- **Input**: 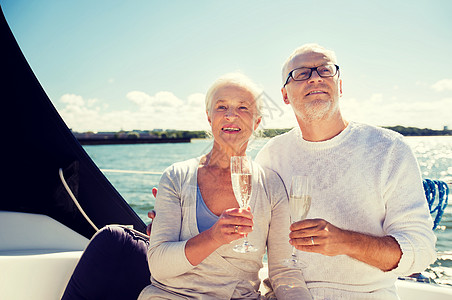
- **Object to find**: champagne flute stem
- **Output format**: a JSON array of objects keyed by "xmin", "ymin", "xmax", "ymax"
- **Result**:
[{"xmin": 291, "ymin": 245, "xmax": 298, "ymax": 263}]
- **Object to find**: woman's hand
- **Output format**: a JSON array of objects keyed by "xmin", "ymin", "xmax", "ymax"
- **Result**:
[
  {"xmin": 207, "ymin": 207, "xmax": 254, "ymax": 246},
  {"xmin": 185, "ymin": 207, "xmax": 254, "ymax": 266},
  {"xmin": 149, "ymin": 186, "xmax": 255, "ymax": 266}
]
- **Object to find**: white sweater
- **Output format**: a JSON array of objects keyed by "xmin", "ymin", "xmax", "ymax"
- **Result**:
[
  {"xmin": 139, "ymin": 157, "xmax": 311, "ymax": 299},
  {"xmin": 255, "ymin": 122, "xmax": 437, "ymax": 299}
]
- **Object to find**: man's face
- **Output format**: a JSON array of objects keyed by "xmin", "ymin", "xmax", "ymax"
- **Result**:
[{"xmin": 281, "ymin": 50, "xmax": 342, "ymax": 122}]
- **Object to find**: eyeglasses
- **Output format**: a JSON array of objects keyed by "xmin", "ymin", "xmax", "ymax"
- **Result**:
[{"xmin": 283, "ymin": 64, "xmax": 340, "ymax": 87}]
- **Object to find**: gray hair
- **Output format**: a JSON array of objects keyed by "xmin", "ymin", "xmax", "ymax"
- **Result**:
[
  {"xmin": 205, "ymin": 72, "xmax": 263, "ymax": 117},
  {"xmin": 281, "ymin": 43, "xmax": 338, "ymax": 84}
]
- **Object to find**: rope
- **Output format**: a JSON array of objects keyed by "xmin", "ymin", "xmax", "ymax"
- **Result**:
[
  {"xmin": 59, "ymin": 168, "xmax": 99, "ymax": 232},
  {"xmin": 423, "ymin": 179, "xmax": 449, "ymax": 230},
  {"xmin": 59, "ymin": 168, "xmax": 149, "ymax": 237}
]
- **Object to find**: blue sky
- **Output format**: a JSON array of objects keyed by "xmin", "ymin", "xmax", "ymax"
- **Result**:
[{"xmin": 2, "ymin": 0, "xmax": 452, "ymax": 131}]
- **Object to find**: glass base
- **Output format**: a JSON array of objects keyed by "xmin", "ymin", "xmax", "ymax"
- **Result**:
[
  {"xmin": 282, "ymin": 255, "xmax": 306, "ymax": 268},
  {"xmin": 233, "ymin": 241, "xmax": 258, "ymax": 253}
]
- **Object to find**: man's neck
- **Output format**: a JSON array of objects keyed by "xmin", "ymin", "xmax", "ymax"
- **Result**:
[{"xmin": 297, "ymin": 113, "xmax": 348, "ymax": 142}]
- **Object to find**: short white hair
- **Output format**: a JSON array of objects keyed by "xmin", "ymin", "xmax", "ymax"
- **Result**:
[
  {"xmin": 281, "ymin": 43, "xmax": 338, "ymax": 84},
  {"xmin": 205, "ymin": 72, "xmax": 263, "ymax": 117}
]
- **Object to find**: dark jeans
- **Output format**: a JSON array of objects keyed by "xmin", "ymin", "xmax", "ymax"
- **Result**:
[{"xmin": 62, "ymin": 225, "xmax": 151, "ymax": 300}]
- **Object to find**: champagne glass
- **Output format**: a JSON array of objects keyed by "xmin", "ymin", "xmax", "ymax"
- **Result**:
[
  {"xmin": 231, "ymin": 156, "xmax": 257, "ymax": 253},
  {"xmin": 283, "ymin": 175, "xmax": 312, "ymax": 267}
]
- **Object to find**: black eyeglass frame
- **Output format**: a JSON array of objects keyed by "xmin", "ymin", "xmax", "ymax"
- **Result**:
[{"xmin": 283, "ymin": 64, "xmax": 340, "ymax": 87}]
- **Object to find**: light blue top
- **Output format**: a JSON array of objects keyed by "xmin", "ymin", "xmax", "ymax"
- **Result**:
[{"xmin": 196, "ymin": 184, "xmax": 218, "ymax": 233}]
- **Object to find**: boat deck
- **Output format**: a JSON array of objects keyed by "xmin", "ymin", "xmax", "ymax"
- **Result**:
[{"xmin": 1, "ymin": 211, "xmax": 452, "ymax": 300}]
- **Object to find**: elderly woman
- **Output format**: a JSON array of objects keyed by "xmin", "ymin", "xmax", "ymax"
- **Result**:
[{"xmin": 138, "ymin": 73, "xmax": 311, "ymax": 299}]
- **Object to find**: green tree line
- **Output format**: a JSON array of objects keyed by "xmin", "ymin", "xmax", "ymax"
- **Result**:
[
  {"xmin": 78, "ymin": 126, "xmax": 451, "ymax": 140},
  {"xmin": 383, "ymin": 126, "xmax": 451, "ymax": 136},
  {"xmin": 157, "ymin": 126, "xmax": 451, "ymax": 138}
]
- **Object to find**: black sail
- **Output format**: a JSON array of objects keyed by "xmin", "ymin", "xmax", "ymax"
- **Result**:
[{"xmin": 0, "ymin": 5, "xmax": 147, "ymax": 238}]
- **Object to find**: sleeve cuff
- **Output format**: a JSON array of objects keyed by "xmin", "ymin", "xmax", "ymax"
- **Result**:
[
  {"xmin": 388, "ymin": 233, "xmax": 415, "ymax": 275},
  {"xmin": 149, "ymin": 239, "xmax": 194, "ymax": 280}
]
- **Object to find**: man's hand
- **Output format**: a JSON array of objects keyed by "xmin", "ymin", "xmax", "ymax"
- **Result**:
[
  {"xmin": 290, "ymin": 218, "xmax": 402, "ymax": 271},
  {"xmin": 146, "ymin": 187, "xmax": 158, "ymax": 236},
  {"xmin": 289, "ymin": 218, "xmax": 350, "ymax": 256}
]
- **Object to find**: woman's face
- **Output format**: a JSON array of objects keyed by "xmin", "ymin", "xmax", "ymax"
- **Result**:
[{"xmin": 207, "ymin": 84, "xmax": 261, "ymax": 153}]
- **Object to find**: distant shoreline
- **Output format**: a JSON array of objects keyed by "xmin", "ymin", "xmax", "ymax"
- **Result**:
[
  {"xmin": 74, "ymin": 125, "xmax": 451, "ymax": 145},
  {"xmin": 77, "ymin": 137, "xmax": 191, "ymax": 145}
]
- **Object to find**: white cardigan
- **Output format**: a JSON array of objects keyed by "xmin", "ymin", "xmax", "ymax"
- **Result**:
[{"xmin": 139, "ymin": 157, "xmax": 311, "ymax": 299}]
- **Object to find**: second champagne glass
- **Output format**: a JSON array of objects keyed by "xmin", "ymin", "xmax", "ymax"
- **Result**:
[
  {"xmin": 283, "ymin": 175, "xmax": 312, "ymax": 267},
  {"xmin": 231, "ymin": 156, "xmax": 257, "ymax": 253}
]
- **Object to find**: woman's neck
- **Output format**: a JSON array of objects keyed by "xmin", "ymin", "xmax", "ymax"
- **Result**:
[{"xmin": 203, "ymin": 141, "xmax": 247, "ymax": 169}]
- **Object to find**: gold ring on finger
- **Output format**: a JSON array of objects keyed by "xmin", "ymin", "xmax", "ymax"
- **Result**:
[{"xmin": 234, "ymin": 225, "xmax": 239, "ymax": 233}]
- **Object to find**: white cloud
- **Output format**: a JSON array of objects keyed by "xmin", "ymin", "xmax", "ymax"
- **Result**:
[
  {"xmin": 432, "ymin": 79, "xmax": 452, "ymax": 92},
  {"xmin": 154, "ymin": 91, "xmax": 184, "ymax": 107},
  {"xmin": 126, "ymin": 91, "xmax": 152, "ymax": 106},
  {"xmin": 369, "ymin": 93, "xmax": 383, "ymax": 103},
  {"xmin": 58, "ymin": 91, "xmax": 210, "ymax": 132},
  {"xmin": 126, "ymin": 91, "xmax": 184, "ymax": 108},
  {"xmin": 58, "ymin": 89, "xmax": 452, "ymax": 132},
  {"xmin": 188, "ymin": 93, "xmax": 206, "ymax": 107},
  {"xmin": 61, "ymin": 94, "xmax": 85, "ymax": 106},
  {"xmin": 341, "ymin": 94, "xmax": 452, "ymax": 129}
]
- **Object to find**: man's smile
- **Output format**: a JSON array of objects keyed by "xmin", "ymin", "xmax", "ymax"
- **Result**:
[
  {"xmin": 222, "ymin": 126, "xmax": 241, "ymax": 133},
  {"xmin": 306, "ymin": 90, "xmax": 328, "ymax": 96}
]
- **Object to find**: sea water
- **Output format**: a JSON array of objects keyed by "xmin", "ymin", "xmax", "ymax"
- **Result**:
[{"xmin": 83, "ymin": 136, "xmax": 452, "ymax": 286}]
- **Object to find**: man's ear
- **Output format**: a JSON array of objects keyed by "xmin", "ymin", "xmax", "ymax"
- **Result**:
[
  {"xmin": 281, "ymin": 87, "xmax": 290, "ymax": 104},
  {"xmin": 339, "ymin": 79, "xmax": 343, "ymax": 97}
]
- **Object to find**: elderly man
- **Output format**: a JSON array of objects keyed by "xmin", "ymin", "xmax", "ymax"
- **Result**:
[{"xmin": 255, "ymin": 43, "xmax": 436, "ymax": 299}]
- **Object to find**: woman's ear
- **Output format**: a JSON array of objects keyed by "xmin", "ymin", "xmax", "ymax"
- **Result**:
[
  {"xmin": 254, "ymin": 116, "xmax": 262, "ymax": 131},
  {"xmin": 206, "ymin": 110, "xmax": 211, "ymax": 125}
]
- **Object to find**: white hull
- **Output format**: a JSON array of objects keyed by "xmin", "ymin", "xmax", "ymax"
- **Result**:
[{"xmin": 0, "ymin": 211, "xmax": 88, "ymax": 300}]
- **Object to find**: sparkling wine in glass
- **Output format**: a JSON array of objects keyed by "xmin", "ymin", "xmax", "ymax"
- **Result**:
[
  {"xmin": 283, "ymin": 175, "xmax": 312, "ymax": 267},
  {"xmin": 231, "ymin": 156, "xmax": 257, "ymax": 253}
]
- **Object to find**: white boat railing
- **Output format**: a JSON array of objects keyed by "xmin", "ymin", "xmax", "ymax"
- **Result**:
[{"xmin": 100, "ymin": 169, "xmax": 163, "ymax": 175}]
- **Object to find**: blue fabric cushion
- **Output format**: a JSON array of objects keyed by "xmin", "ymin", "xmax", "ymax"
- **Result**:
[{"xmin": 62, "ymin": 225, "xmax": 150, "ymax": 300}]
